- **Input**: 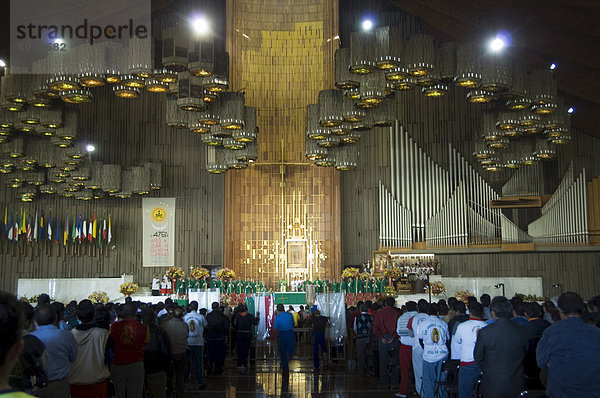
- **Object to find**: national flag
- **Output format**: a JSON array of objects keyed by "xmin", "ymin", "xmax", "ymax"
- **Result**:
[
  {"xmin": 76, "ymin": 215, "xmax": 82, "ymax": 243},
  {"xmin": 82, "ymin": 215, "xmax": 87, "ymax": 240},
  {"xmin": 26, "ymin": 214, "xmax": 32, "ymax": 243},
  {"xmin": 98, "ymin": 216, "xmax": 102, "ymax": 249},
  {"xmin": 20, "ymin": 208, "xmax": 26, "ymax": 235},
  {"xmin": 88, "ymin": 216, "xmax": 93, "ymax": 242},
  {"xmin": 72, "ymin": 214, "xmax": 77, "ymax": 243},
  {"xmin": 54, "ymin": 213, "xmax": 59, "ymax": 244},
  {"xmin": 107, "ymin": 214, "xmax": 112, "ymax": 244},
  {"xmin": 3, "ymin": 207, "xmax": 6, "ymax": 236},
  {"xmin": 92, "ymin": 212, "xmax": 97, "ymax": 240},
  {"xmin": 255, "ymin": 293, "xmax": 275, "ymax": 340},
  {"xmin": 47, "ymin": 211, "xmax": 52, "ymax": 241},
  {"xmin": 14, "ymin": 218, "xmax": 18, "ymax": 242},
  {"xmin": 7, "ymin": 212, "xmax": 13, "ymax": 241},
  {"xmin": 39, "ymin": 209, "xmax": 44, "ymax": 241},
  {"xmin": 33, "ymin": 211, "xmax": 38, "ymax": 241},
  {"xmin": 63, "ymin": 213, "xmax": 69, "ymax": 246},
  {"xmin": 102, "ymin": 217, "xmax": 107, "ymax": 241}
]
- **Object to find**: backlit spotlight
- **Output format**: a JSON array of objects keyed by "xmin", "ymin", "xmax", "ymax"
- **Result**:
[
  {"xmin": 192, "ymin": 17, "xmax": 210, "ymax": 35},
  {"xmin": 567, "ymin": 107, "xmax": 574, "ymax": 114},
  {"xmin": 86, "ymin": 144, "xmax": 95, "ymax": 152},
  {"xmin": 489, "ymin": 37, "xmax": 505, "ymax": 52},
  {"xmin": 549, "ymin": 63, "xmax": 557, "ymax": 70},
  {"xmin": 0, "ymin": 59, "xmax": 5, "ymax": 67},
  {"xmin": 54, "ymin": 37, "xmax": 65, "ymax": 45},
  {"xmin": 362, "ymin": 19, "xmax": 373, "ymax": 31}
]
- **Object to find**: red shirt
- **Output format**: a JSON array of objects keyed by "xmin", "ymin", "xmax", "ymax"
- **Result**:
[
  {"xmin": 110, "ymin": 318, "xmax": 150, "ymax": 365},
  {"xmin": 372, "ymin": 306, "xmax": 400, "ymax": 339}
]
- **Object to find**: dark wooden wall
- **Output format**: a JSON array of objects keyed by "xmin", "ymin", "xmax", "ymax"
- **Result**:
[{"xmin": 0, "ymin": 86, "xmax": 225, "ymax": 294}]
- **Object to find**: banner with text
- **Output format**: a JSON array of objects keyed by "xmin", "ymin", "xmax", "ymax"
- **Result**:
[{"xmin": 142, "ymin": 198, "xmax": 175, "ymax": 267}]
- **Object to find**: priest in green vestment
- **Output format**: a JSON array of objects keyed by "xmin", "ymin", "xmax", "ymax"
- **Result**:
[{"xmin": 340, "ymin": 280, "xmax": 348, "ymax": 293}]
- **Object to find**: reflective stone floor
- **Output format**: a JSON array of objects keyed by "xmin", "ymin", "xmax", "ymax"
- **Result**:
[{"xmin": 187, "ymin": 359, "xmax": 403, "ymax": 398}]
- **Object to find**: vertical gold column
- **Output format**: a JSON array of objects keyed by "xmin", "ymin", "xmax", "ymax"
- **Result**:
[{"xmin": 225, "ymin": 0, "xmax": 340, "ymax": 287}]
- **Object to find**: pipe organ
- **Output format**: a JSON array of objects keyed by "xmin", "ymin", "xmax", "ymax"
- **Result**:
[
  {"xmin": 502, "ymin": 164, "xmax": 540, "ymax": 197},
  {"xmin": 528, "ymin": 163, "xmax": 588, "ymax": 244},
  {"xmin": 379, "ymin": 123, "xmax": 537, "ymax": 249}
]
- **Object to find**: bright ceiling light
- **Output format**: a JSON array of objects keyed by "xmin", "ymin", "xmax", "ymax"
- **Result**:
[
  {"xmin": 192, "ymin": 17, "xmax": 210, "ymax": 35},
  {"xmin": 362, "ymin": 19, "xmax": 373, "ymax": 31},
  {"xmin": 567, "ymin": 107, "xmax": 574, "ymax": 114},
  {"xmin": 86, "ymin": 144, "xmax": 95, "ymax": 152},
  {"xmin": 0, "ymin": 59, "xmax": 5, "ymax": 67},
  {"xmin": 549, "ymin": 63, "xmax": 557, "ymax": 70},
  {"xmin": 489, "ymin": 37, "xmax": 505, "ymax": 52},
  {"xmin": 54, "ymin": 37, "xmax": 65, "ymax": 45}
]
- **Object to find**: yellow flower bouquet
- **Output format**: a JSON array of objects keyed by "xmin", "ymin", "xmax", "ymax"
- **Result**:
[
  {"xmin": 341, "ymin": 267, "xmax": 360, "ymax": 279},
  {"xmin": 165, "ymin": 266, "xmax": 185, "ymax": 280},
  {"xmin": 455, "ymin": 289, "xmax": 474, "ymax": 303},
  {"xmin": 88, "ymin": 291, "xmax": 109, "ymax": 304},
  {"xmin": 120, "ymin": 282, "xmax": 139, "ymax": 295},
  {"xmin": 383, "ymin": 267, "xmax": 404, "ymax": 280},
  {"xmin": 427, "ymin": 281, "xmax": 446, "ymax": 296},
  {"xmin": 217, "ymin": 268, "xmax": 236, "ymax": 281},
  {"xmin": 190, "ymin": 266, "xmax": 210, "ymax": 280}
]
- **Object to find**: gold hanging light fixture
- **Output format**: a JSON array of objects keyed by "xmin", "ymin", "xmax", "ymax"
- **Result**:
[
  {"xmin": 404, "ymin": 34, "xmax": 435, "ymax": 77},
  {"xmin": 349, "ymin": 30, "xmax": 376, "ymax": 75},
  {"xmin": 335, "ymin": 48, "xmax": 359, "ymax": 89}
]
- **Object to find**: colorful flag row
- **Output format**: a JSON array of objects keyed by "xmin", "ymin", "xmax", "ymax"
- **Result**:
[{"xmin": 2, "ymin": 208, "xmax": 112, "ymax": 246}]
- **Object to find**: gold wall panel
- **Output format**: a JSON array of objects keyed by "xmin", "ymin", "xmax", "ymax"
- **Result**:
[{"xmin": 225, "ymin": 0, "xmax": 341, "ymax": 287}]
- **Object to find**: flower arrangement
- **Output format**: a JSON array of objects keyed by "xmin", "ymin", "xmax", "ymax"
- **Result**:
[
  {"xmin": 341, "ymin": 267, "xmax": 360, "ymax": 279},
  {"xmin": 120, "ymin": 282, "xmax": 139, "ymax": 295},
  {"xmin": 383, "ymin": 267, "xmax": 404, "ymax": 280},
  {"xmin": 165, "ymin": 266, "xmax": 185, "ymax": 280},
  {"xmin": 88, "ymin": 291, "xmax": 109, "ymax": 304},
  {"xmin": 455, "ymin": 289, "xmax": 474, "ymax": 303},
  {"xmin": 279, "ymin": 279, "xmax": 288, "ymax": 286},
  {"xmin": 358, "ymin": 272, "xmax": 372, "ymax": 280},
  {"xmin": 384, "ymin": 284, "xmax": 397, "ymax": 295},
  {"xmin": 190, "ymin": 266, "xmax": 210, "ymax": 280},
  {"xmin": 427, "ymin": 281, "xmax": 446, "ymax": 296},
  {"xmin": 217, "ymin": 268, "xmax": 236, "ymax": 281},
  {"xmin": 515, "ymin": 293, "xmax": 548, "ymax": 302}
]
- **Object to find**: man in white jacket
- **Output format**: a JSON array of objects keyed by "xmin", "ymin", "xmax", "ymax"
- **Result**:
[
  {"xmin": 453, "ymin": 302, "xmax": 487, "ymax": 398},
  {"xmin": 69, "ymin": 300, "xmax": 113, "ymax": 398}
]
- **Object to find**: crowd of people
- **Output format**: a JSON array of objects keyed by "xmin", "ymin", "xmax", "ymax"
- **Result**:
[
  {"xmin": 1, "ymin": 289, "xmax": 599, "ymax": 398},
  {"xmin": 345, "ymin": 292, "xmax": 600, "ymax": 397}
]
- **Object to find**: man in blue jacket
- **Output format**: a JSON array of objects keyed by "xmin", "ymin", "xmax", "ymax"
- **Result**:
[{"xmin": 274, "ymin": 303, "xmax": 295, "ymax": 374}]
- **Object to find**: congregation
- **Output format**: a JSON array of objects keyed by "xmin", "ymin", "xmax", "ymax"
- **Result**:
[{"xmin": 0, "ymin": 289, "xmax": 600, "ymax": 398}]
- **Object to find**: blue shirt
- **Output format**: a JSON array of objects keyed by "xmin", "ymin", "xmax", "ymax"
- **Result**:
[
  {"xmin": 274, "ymin": 312, "xmax": 294, "ymax": 332},
  {"xmin": 537, "ymin": 317, "xmax": 600, "ymax": 397},
  {"xmin": 31, "ymin": 324, "xmax": 78, "ymax": 381}
]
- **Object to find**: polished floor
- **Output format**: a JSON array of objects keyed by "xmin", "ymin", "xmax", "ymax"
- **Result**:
[{"xmin": 185, "ymin": 340, "xmax": 407, "ymax": 398}]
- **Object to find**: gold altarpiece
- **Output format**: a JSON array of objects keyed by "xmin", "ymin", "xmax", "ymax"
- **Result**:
[{"xmin": 224, "ymin": 0, "xmax": 341, "ymax": 288}]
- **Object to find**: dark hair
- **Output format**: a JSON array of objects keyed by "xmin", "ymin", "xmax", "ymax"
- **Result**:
[
  {"xmin": 588, "ymin": 295, "xmax": 600, "ymax": 312},
  {"xmin": 212, "ymin": 302, "xmax": 220, "ymax": 311},
  {"xmin": 466, "ymin": 296, "xmax": 478, "ymax": 306},
  {"xmin": 121, "ymin": 303, "xmax": 138, "ymax": 319},
  {"xmin": 480, "ymin": 294, "xmax": 491, "ymax": 307},
  {"xmin": 558, "ymin": 292, "xmax": 584, "ymax": 315},
  {"xmin": 512, "ymin": 301, "xmax": 525, "ymax": 316},
  {"xmin": 190, "ymin": 301, "xmax": 199, "ymax": 311},
  {"xmin": 468, "ymin": 302, "xmax": 484, "ymax": 319},
  {"xmin": 0, "ymin": 291, "xmax": 23, "ymax": 368},
  {"xmin": 428, "ymin": 303, "xmax": 439, "ymax": 316},
  {"xmin": 37, "ymin": 293, "xmax": 50, "ymax": 306},
  {"xmin": 360, "ymin": 303, "xmax": 369, "ymax": 312},
  {"xmin": 455, "ymin": 301, "xmax": 466, "ymax": 314},
  {"xmin": 405, "ymin": 301, "xmax": 417, "ymax": 312},
  {"xmin": 385, "ymin": 297, "xmax": 396, "ymax": 307},
  {"xmin": 276, "ymin": 303, "xmax": 284, "ymax": 312},
  {"xmin": 141, "ymin": 307, "xmax": 156, "ymax": 325},
  {"xmin": 524, "ymin": 302, "xmax": 542, "ymax": 319},
  {"xmin": 491, "ymin": 296, "xmax": 512, "ymax": 319},
  {"xmin": 447, "ymin": 297, "xmax": 458, "ymax": 310},
  {"xmin": 35, "ymin": 303, "xmax": 57, "ymax": 326},
  {"xmin": 95, "ymin": 306, "xmax": 111, "ymax": 330},
  {"xmin": 77, "ymin": 299, "xmax": 96, "ymax": 323},
  {"xmin": 417, "ymin": 299, "xmax": 429, "ymax": 313},
  {"xmin": 124, "ymin": 296, "xmax": 133, "ymax": 304},
  {"xmin": 174, "ymin": 308, "xmax": 184, "ymax": 319},
  {"xmin": 20, "ymin": 302, "xmax": 35, "ymax": 323},
  {"xmin": 51, "ymin": 301, "xmax": 65, "ymax": 321}
]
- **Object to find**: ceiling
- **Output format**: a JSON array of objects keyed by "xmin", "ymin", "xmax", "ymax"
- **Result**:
[
  {"xmin": 1, "ymin": 1, "xmax": 598, "ymax": 135},
  {"xmin": 390, "ymin": 0, "xmax": 600, "ymax": 137}
]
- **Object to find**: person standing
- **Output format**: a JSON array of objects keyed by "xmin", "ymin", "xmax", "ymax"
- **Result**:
[
  {"xmin": 161, "ymin": 305, "xmax": 189, "ymax": 398},
  {"xmin": 274, "ymin": 303, "xmax": 295, "ymax": 374},
  {"xmin": 152, "ymin": 275, "xmax": 161, "ymax": 296},
  {"xmin": 408, "ymin": 299, "xmax": 429, "ymax": 395},
  {"xmin": 183, "ymin": 301, "xmax": 207, "ymax": 388},
  {"xmin": 453, "ymin": 302, "xmax": 486, "ymax": 398},
  {"xmin": 395, "ymin": 301, "xmax": 417, "ymax": 398},
  {"xmin": 234, "ymin": 305, "xmax": 259, "ymax": 371},
  {"xmin": 31, "ymin": 304, "xmax": 78, "ymax": 398},
  {"xmin": 310, "ymin": 310, "xmax": 330, "ymax": 370},
  {"xmin": 141, "ymin": 308, "xmax": 172, "ymax": 398},
  {"xmin": 69, "ymin": 300, "xmax": 114, "ymax": 398},
  {"xmin": 474, "ymin": 296, "xmax": 528, "ymax": 398},
  {"xmin": 353, "ymin": 304, "xmax": 373, "ymax": 375},
  {"xmin": 205, "ymin": 302, "xmax": 230, "ymax": 375},
  {"xmin": 110, "ymin": 302, "xmax": 150, "ymax": 398},
  {"xmin": 537, "ymin": 292, "xmax": 600, "ymax": 397},
  {"xmin": 372, "ymin": 297, "xmax": 400, "ymax": 390},
  {"xmin": 415, "ymin": 303, "xmax": 448, "ymax": 398}
]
